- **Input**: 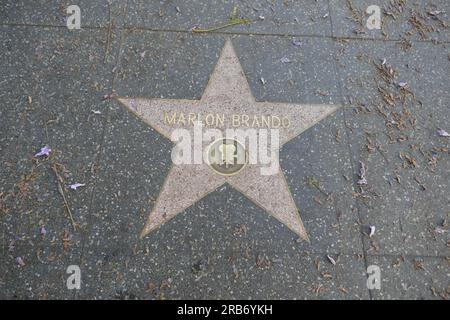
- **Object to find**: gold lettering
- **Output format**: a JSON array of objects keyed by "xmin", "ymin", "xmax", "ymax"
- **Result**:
[
  {"xmin": 216, "ymin": 114, "xmax": 225, "ymax": 127},
  {"xmin": 205, "ymin": 114, "xmax": 215, "ymax": 126},
  {"xmin": 165, "ymin": 112, "xmax": 291, "ymax": 129},
  {"xmin": 251, "ymin": 115, "xmax": 260, "ymax": 128},
  {"xmin": 177, "ymin": 113, "xmax": 186, "ymax": 126},
  {"xmin": 261, "ymin": 115, "xmax": 270, "ymax": 128},
  {"xmin": 232, "ymin": 114, "xmax": 240, "ymax": 127},
  {"xmin": 163, "ymin": 111, "xmax": 177, "ymax": 125},
  {"xmin": 282, "ymin": 117, "xmax": 291, "ymax": 128},
  {"xmin": 241, "ymin": 114, "xmax": 250, "ymax": 127},
  {"xmin": 188, "ymin": 113, "xmax": 197, "ymax": 126},
  {"xmin": 271, "ymin": 115, "xmax": 281, "ymax": 128}
]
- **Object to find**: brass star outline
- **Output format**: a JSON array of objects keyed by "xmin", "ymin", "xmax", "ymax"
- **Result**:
[{"xmin": 117, "ymin": 39, "xmax": 339, "ymax": 241}]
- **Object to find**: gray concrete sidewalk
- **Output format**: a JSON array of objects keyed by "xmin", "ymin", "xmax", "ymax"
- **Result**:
[{"xmin": 0, "ymin": 0, "xmax": 449, "ymax": 300}]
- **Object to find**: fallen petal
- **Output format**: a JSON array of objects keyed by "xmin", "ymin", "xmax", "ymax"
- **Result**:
[
  {"xmin": 69, "ymin": 183, "xmax": 86, "ymax": 190},
  {"xmin": 434, "ymin": 226, "xmax": 447, "ymax": 234},
  {"xmin": 437, "ymin": 128, "xmax": 450, "ymax": 137},
  {"xmin": 326, "ymin": 255, "xmax": 336, "ymax": 265},
  {"xmin": 16, "ymin": 256, "xmax": 25, "ymax": 267},
  {"xmin": 369, "ymin": 226, "xmax": 376, "ymax": 237},
  {"xmin": 34, "ymin": 146, "xmax": 51, "ymax": 157},
  {"xmin": 357, "ymin": 178, "xmax": 367, "ymax": 185},
  {"xmin": 428, "ymin": 10, "xmax": 444, "ymax": 16}
]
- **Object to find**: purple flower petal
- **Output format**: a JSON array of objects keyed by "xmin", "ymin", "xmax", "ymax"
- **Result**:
[
  {"xmin": 357, "ymin": 178, "xmax": 367, "ymax": 185},
  {"xmin": 292, "ymin": 39, "xmax": 303, "ymax": 46},
  {"xmin": 69, "ymin": 183, "xmax": 86, "ymax": 190},
  {"xmin": 34, "ymin": 146, "xmax": 51, "ymax": 157},
  {"xmin": 16, "ymin": 256, "xmax": 25, "ymax": 267},
  {"xmin": 437, "ymin": 128, "xmax": 450, "ymax": 137},
  {"xmin": 189, "ymin": 25, "xmax": 199, "ymax": 32},
  {"xmin": 428, "ymin": 10, "xmax": 444, "ymax": 16},
  {"xmin": 369, "ymin": 226, "xmax": 376, "ymax": 237},
  {"xmin": 434, "ymin": 226, "xmax": 447, "ymax": 234}
]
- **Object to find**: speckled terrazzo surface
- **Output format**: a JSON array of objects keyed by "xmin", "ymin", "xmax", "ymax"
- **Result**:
[{"xmin": 0, "ymin": 1, "xmax": 449, "ymax": 300}]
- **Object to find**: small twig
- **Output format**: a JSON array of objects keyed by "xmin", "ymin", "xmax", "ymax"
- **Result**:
[
  {"xmin": 192, "ymin": 18, "xmax": 251, "ymax": 33},
  {"xmin": 305, "ymin": 176, "xmax": 329, "ymax": 196},
  {"xmin": 193, "ymin": 7, "xmax": 251, "ymax": 33},
  {"xmin": 104, "ymin": 3, "xmax": 112, "ymax": 63},
  {"xmin": 52, "ymin": 165, "xmax": 77, "ymax": 230}
]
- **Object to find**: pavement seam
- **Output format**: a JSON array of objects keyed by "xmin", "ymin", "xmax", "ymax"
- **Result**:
[
  {"xmin": 365, "ymin": 253, "xmax": 450, "ymax": 259},
  {"xmin": 1, "ymin": 22, "xmax": 449, "ymax": 45},
  {"xmin": 74, "ymin": 0, "xmax": 129, "ymax": 299},
  {"xmin": 327, "ymin": 0, "xmax": 373, "ymax": 301}
]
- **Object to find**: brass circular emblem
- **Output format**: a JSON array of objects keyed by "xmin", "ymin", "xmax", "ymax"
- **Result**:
[{"xmin": 206, "ymin": 138, "xmax": 247, "ymax": 176}]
